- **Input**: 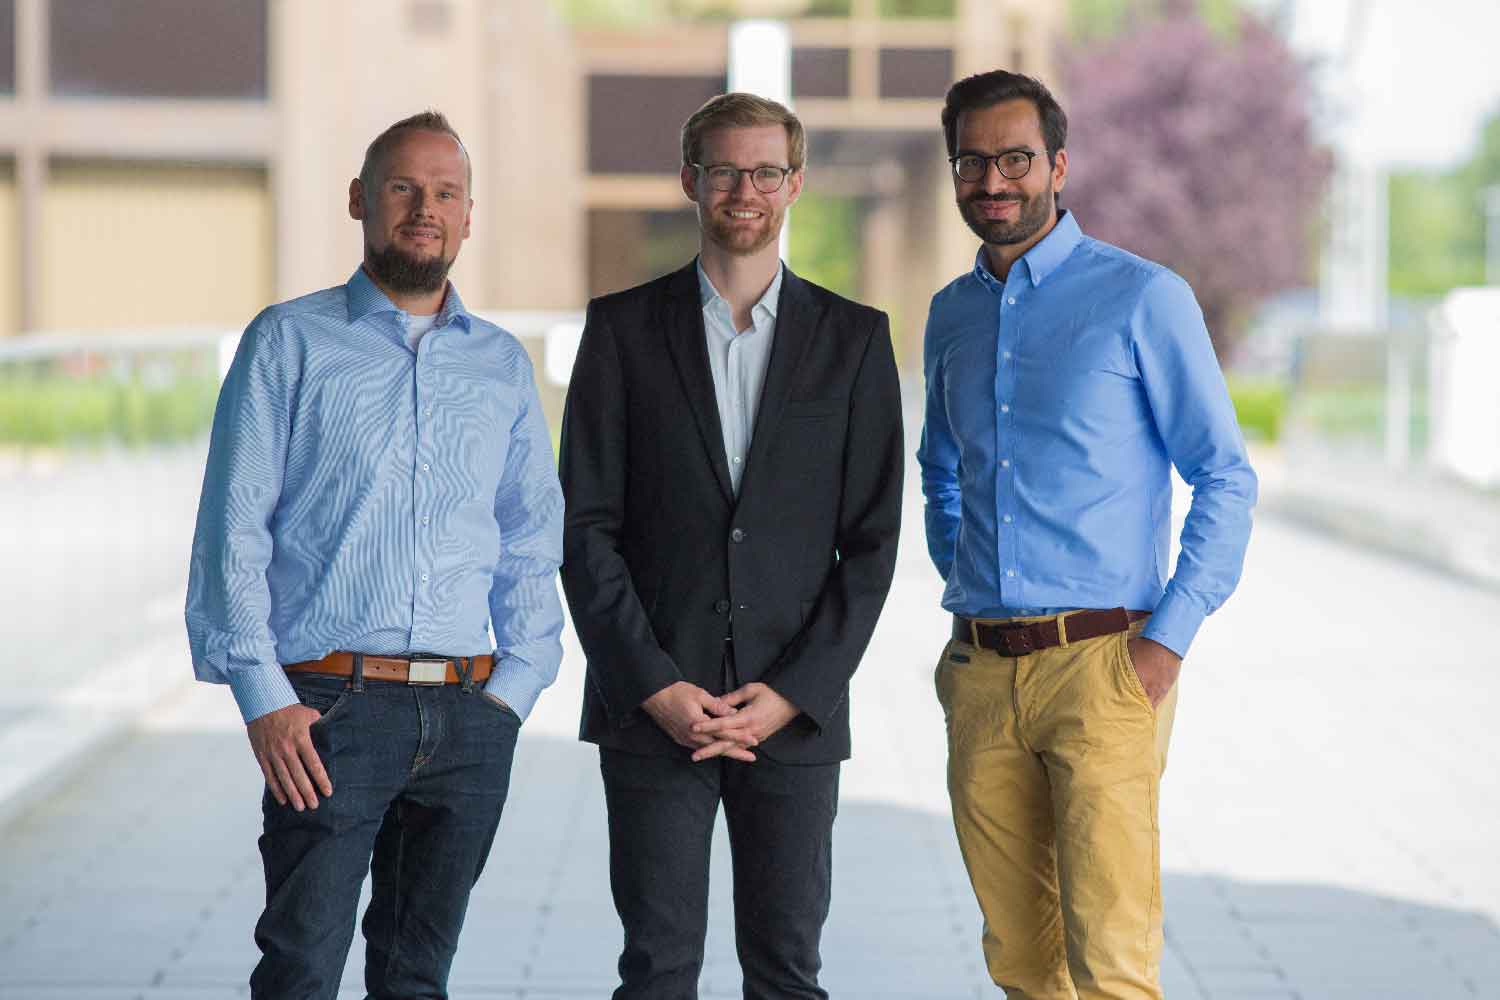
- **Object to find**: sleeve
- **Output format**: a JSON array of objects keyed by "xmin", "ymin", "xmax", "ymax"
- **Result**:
[
  {"xmin": 558, "ymin": 300, "xmax": 683, "ymax": 725},
  {"xmin": 183, "ymin": 313, "xmax": 299, "ymax": 723},
  {"xmin": 483, "ymin": 352, "xmax": 566, "ymax": 721},
  {"xmin": 760, "ymin": 311, "xmax": 904, "ymax": 730},
  {"xmin": 1131, "ymin": 272, "xmax": 1259, "ymax": 658},
  {"xmin": 915, "ymin": 296, "xmax": 961, "ymax": 581}
]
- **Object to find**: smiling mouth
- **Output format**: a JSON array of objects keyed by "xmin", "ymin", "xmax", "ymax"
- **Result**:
[
  {"xmin": 726, "ymin": 209, "xmax": 762, "ymax": 221},
  {"xmin": 400, "ymin": 226, "xmax": 443, "ymax": 240}
]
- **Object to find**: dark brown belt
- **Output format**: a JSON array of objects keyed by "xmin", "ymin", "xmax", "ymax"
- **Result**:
[
  {"xmin": 953, "ymin": 608, "xmax": 1149, "ymax": 657},
  {"xmin": 285, "ymin": 651, "xmax": 493, "ymax": 685}
]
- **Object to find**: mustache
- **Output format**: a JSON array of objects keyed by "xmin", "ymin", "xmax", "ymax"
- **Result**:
[{"xmin": 966, "ymin": 193, "xmax": 1025, "ymax": 203}]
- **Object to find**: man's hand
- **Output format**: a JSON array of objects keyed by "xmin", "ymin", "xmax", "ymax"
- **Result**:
[
  {"xmin": 246, "ymin": 703, "xmax": 332, "ymax": 811},
  {"xmin": 1126, "ymin": 636, "xmax": 1181, "ymax": 708},
  {"xmin": 690, "ymin": 682, "xmax": 800, "ymax": 762},
  {"xmin": 642, "ymin": 681, "xmax": 754, "ymax": 762}
]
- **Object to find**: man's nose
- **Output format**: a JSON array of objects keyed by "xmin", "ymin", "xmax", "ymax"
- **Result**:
[{"xmin": 981, "ymin": 160, "xmax": 1012, "ymax": 194}]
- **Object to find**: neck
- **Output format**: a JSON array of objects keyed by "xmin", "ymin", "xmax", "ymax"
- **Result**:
[
  {"xmin": 982, "ymin": 210, "xmax": 1059, "ymax": 282},
  {"xmin": 698, "ymin": 241, "xmax": 781, "ymax": 330},
  {"xmin": 362, "ymin": 263, "xmax": 447, "ymax": 316}
]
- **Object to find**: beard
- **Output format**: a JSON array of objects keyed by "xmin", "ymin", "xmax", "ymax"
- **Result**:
[
  {"xmin": 365, "ymin": 240, "xmax": 452, "ymax": 294},
  {"xmin": 960, "ymin": 186, "xmax": 1055, "ymax": 248},
  {"xmin": 703, "ymin": 202, "xmax": 784, "ymax": 257}
]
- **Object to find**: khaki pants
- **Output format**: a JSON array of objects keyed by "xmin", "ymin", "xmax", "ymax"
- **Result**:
[{"xmin": 935, "ymin": 616, "xmax": 1178, "ymax": 999}]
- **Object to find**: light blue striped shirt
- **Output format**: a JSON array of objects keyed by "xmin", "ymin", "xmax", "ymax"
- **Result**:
[
  {"xmin": 186, "ymin": 268, "xmax": 564, "ymax": 723},
  {"xmin": 919, "ymin": 211, "xmax": 1256, "ymax": 657}
]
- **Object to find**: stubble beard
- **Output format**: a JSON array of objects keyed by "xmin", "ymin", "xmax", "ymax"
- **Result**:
[
  {"xmin": 365, "ymin": 240, "xmax": 453, "ymax": 294},
  {"xmin": 961, "ymin": 186, "xmax": 1055, "ymax": 247},
  {"xmin": 704, "ymin": 203, "xmax": 784, "ymax": 257}
]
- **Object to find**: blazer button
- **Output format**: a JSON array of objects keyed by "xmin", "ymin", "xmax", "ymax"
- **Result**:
[
  {"xmin": 714, "ymin": 599, "xmax": 730, "ymax": 614},
  {"xmin": 731, "ymin": 528, "xmax": 745, "ymax": 543}
]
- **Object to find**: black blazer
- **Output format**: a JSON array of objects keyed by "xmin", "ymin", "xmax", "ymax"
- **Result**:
[{"xmin": 559, "ymin": 262, "xmax": 903, "ymax": 764}]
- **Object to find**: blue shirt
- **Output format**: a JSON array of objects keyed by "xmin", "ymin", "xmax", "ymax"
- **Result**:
[
  {"xmin": 186, "ymin": 268, "xmax": 565, "ymax": 723},
  {"xmin": 917, "ymin": 211, "xmax": 1256, "ymax": 657}
]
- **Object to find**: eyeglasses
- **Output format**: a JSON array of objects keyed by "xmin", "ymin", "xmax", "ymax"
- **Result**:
[
  {"xmin": 693, "ymin": 163, "xmax": 794, "ymax": 194},
  {"xmin": 949, "ymin": 150, "xmax": 1042, "ymax": 183}
]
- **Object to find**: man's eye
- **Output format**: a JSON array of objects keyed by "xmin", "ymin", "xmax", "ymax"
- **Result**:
[
  {"xmin": 1003, "ymin": 153, "xmax": 1030, "ymax": 169},
  {"xmin": 959, "ymin": 156, "xmax": 984, "ymax": 171}
]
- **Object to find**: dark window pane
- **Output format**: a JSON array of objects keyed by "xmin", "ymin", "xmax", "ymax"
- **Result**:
[
  {"xmin": 588, "ymin": 74, "xmax": 725, "ymax": 174},
  {"xmin": 878, "ymin": 47, "xmax": 952, "ymax": 100},
  {"xmin": 51, "ymin": 0, "xmax": 267, "ymax": 99},
  {"xmin": 792, "ymin": 48, "xmax": 849, "ymax": 99},
  {"xmin": 588, "ymin": 209, "xmax": 700, "ymax": 298},
  {"xmin": 0, "ymin": 0, "xmax": 14, "ymax": 94}
]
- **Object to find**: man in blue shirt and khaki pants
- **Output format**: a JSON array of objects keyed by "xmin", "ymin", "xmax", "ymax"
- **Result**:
[{"xmin": 919, "ymin": 71, "xmax": 1256, "ymax": 999}]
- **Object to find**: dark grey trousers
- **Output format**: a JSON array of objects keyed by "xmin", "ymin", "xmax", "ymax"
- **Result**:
[{"xmin": 599, "ymin": 746, "xmax": 840, "ymax": 1000}]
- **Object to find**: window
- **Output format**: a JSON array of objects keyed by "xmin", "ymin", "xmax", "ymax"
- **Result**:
[{"xmin": 50, "ymin": 0, "xmax": 267, "ymax": 99}]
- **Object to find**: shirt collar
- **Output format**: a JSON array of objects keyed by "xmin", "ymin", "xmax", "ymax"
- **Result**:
[
  {"xmin": 345, "ymin": 266, "xmax": 474, "ymax": 333},
  {"xmin": 972, "ymin": 209, "xmax": 1083, "ymax": 290},
  {"xmin": 697, "ymin": 259, "xmax": 783, "ymax": 322}
]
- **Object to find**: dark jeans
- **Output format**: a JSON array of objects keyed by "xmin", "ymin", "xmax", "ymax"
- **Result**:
[
  {"xmin": 599, "ymin": 747, "xmax": 840, "ymax": 1000},
  {"xmin": 250, "ymin": 673, "xmax": 521, "ymax": 1000}
]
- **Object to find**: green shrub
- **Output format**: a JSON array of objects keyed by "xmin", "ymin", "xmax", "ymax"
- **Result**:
[
  {"xmin": 0, "ymin": 372, "xmax": 219, "ymax": 448},
  {"xmin": 1227, "ymin": 378, "xmax": 1287, "ymax": 443}
]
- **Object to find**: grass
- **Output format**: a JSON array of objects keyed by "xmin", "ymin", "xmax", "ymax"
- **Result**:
[{"xmin": 0, "ymin": 371, "xmax": 220, "ymax": 448}]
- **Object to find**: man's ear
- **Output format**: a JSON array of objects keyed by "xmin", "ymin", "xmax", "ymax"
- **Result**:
[
  {"xmin": 1050, "ymin": 148, "xmax": 1068, "ymax": 195},
  {"xmin": 680, "ymin": 164, "xmax": 700, "ymax": 203},
  {"xmin": 348, "ymin": 178, "xmax": 366, "ymax": 221}
]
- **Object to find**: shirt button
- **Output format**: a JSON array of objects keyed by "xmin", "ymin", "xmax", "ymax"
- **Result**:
[
  {"xmin": 1003, "ymin": 514, "xmax": 1013, "ymax": 524},
  {"xmin": 1006, "ymin": 569, "xmax": 1016, "ymax": 578},
  {"xmin": 424, "ymin": 407, "xmax": 432, "ymax": 416},
  {"xmin": 732, "ymin": 456, "xmax": 742, "ymax": 465},
  {"xmin": 1002, "ymin": 351, "xmax": 1012, "ymax": 360},
  {"xmin": 1001, "ymin": 459, "xmax": 1011, "ymax": 468},
  {"xmin": 422, "ymin": 515, "xmax": 430, "ymax": 525},
  {"xmin": 731, "ymin": 528, "xmax": 745, "ymax": 543},
  {"xmin": 420, "ymin": 572, "xmax": 430, "ymax": 582},
  {"xmin": 714, "ymin": 599, "xmax": 731, "ymax": 614},
  {"xmin": 1007, "ymin": 297, "xmax": 1016, "ymax": 305},
  {"xmin": 1000, "ymin": 404, "xmax": 1010, "ymax": 414},
  {"xmin": 422, "ymin": 462, "xmax": 430, "ymax": 472}
]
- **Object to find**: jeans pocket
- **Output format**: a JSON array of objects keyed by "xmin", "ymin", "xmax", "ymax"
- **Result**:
[
  {"xmin": 474, "ymin": 690, "xmax": 522, "ymax": 726},
  {"xmin": 288, "ymin": 675, "xmax": 350, "ymax": 723}
]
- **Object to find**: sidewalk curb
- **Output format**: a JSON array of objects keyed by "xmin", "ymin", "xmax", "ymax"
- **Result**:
[
  {"xmin": 1260, "ymin": 487, "xmax": 1500, "ymax": 595},
  {"xmin": 0, "ymin": 632, "xmax": 193, "ymax": 833}
]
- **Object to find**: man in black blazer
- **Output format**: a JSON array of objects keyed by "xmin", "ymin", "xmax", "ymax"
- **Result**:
[{"xmin": 559, "ymin": 93, "xmax": 903, "ymax": 1000}]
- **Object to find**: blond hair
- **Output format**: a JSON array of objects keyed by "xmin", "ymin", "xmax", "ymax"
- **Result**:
[{"xmin": 681, "ymin": 92, "xmax": 806, "ymax": 171}]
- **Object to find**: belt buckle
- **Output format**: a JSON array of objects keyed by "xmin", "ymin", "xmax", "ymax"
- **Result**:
[
  {"xmin": 408, "ymin": 659, "xmax": 448, "ymax": 685},
  {"xmin": 1000, "ymin": 630, "xmax": 1034, "ymax": 656}
]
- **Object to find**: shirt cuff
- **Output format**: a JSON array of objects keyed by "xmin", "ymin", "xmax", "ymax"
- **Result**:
[
  {"xmin": 482, "ymin": 655, "xmax": 545, "ymax": 722},
  {"xmin": 1142, "ymin": 588, "xmax": 1206, "ymax": 660},
  {"xmin": 229, "ymin": 666, "xmax": 300, "ymax": 724}
]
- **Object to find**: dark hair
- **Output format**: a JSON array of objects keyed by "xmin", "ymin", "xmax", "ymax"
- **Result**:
[
  {"xmin": 359, "ymin": 109, "xmax": 471, "ymax": 192},
  {"xmin": 941, "ymin": 70, "xmax": 1068, "ymax": 166}
]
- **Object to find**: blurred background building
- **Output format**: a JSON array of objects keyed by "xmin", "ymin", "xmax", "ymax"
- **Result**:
[{"xmin": 0, "ymin": 0, "xmax": 1061, "ymax": 368}]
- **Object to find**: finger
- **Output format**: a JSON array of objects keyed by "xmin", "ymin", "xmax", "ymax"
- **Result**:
[
  {"xmin": 722, "ymin": 745, "xmax": 757, "ymax": 763},
  {"xmin": 692, "ymin": 739, "xmax": 749, "ymax": 762},
  {"xmin": 720, "ymin": 688, "xmax": 752, "ymax": 708},
  {"xmin": 279, "ymin": 746, "xmax": 322, "ymax": 810},
  {"xmin": 256, "ymin": 752, "xmax": 288, "ymax": 807},
  {"xmin": 696, "ymin": 692, "xmax": 737, "ymax": 716},
  {"xmin": 269, "ymin": 754, "xmax": 306, "ymax": 811},
  {"xmin": 297, "ymin": 736, "xmax": 333, "ymax": 798}
]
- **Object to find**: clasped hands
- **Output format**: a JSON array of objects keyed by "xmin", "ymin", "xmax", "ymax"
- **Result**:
[{"xmin": 641, "ymin": 680, "xmax": 800, "ymax": 763}]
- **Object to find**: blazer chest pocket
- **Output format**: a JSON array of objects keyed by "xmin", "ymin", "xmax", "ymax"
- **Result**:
[{"xmin": 784, "ymin": 398, "xmax": 844, "ymax": 420}]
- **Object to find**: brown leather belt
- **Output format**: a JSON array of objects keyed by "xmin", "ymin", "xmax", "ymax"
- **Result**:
[
  {"xmin": 953, "ymin": 608, "xmax": 1149, "ymax": 657},
  {"xmin": 284, "ymin": 651, "xmax": 493, "ymax": 685}
]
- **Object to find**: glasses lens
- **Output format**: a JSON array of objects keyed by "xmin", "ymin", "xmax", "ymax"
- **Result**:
[
  {"xmin": 955, "ymin": 156, "xmax": 986, "ymax": 182},
  {"xmin": 706, "ymin": 166, "xmax": 739, "ymax": 191},
  {"xmin": 999, "ymin": 153, "xmax": 1033, "ymax": 179},
  {"xmin": 751, "ymin": 167, "xmax": 785, "ymax": 193}
]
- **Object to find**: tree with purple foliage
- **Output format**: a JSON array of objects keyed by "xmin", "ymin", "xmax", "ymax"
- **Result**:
[{"xmin": 1060, "ymin": 7, "xmax": 1330, "ymax": 358}]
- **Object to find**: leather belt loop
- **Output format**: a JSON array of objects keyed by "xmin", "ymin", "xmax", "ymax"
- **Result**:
[
  {"xmin": 458, "ymin": 656, "xmax": 475, "ymax": 693},
  {"xmin": 968, "ymin": 618, "xmax": 980, "ymax": 647},
  {"xmin": 1055, "ymin": 612, "xmax": 1070, "ymax": 648},
  {"xmin": 351, "ymin": 653, "xmax": 365, "ymax": 693}
]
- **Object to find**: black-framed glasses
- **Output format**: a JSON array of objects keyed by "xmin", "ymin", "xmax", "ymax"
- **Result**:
[
  {"xmin": 949, "ymin": 150, "xmax": 1041, "ymax": 183},
  {"xmin": 693, "ymin": 162, "xmax": 794, "ymax": 194}
]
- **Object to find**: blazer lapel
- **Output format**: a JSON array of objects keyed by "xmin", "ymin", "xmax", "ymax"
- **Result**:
[
  {"xmin": 662, "ymin": 261, "xmax": 735, "ymax": 503},
  {"xmin": 739, "ymin": 266, "xmax": 822, "ymax": 501}
]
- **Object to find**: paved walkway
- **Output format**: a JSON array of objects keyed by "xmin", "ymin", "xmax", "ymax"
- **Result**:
[{"xmin": 4, "ymin": 432, "xmax": 1500, "ymax": 997}]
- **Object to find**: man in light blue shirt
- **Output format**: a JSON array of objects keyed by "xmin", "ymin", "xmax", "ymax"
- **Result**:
[
  {"xmin": 920, "ymin": 71, "xmax": 1255, "ymax": 998},
  {"xmin": 185, "ymin": 111, "xmax": 562, "ymax": 999}
]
